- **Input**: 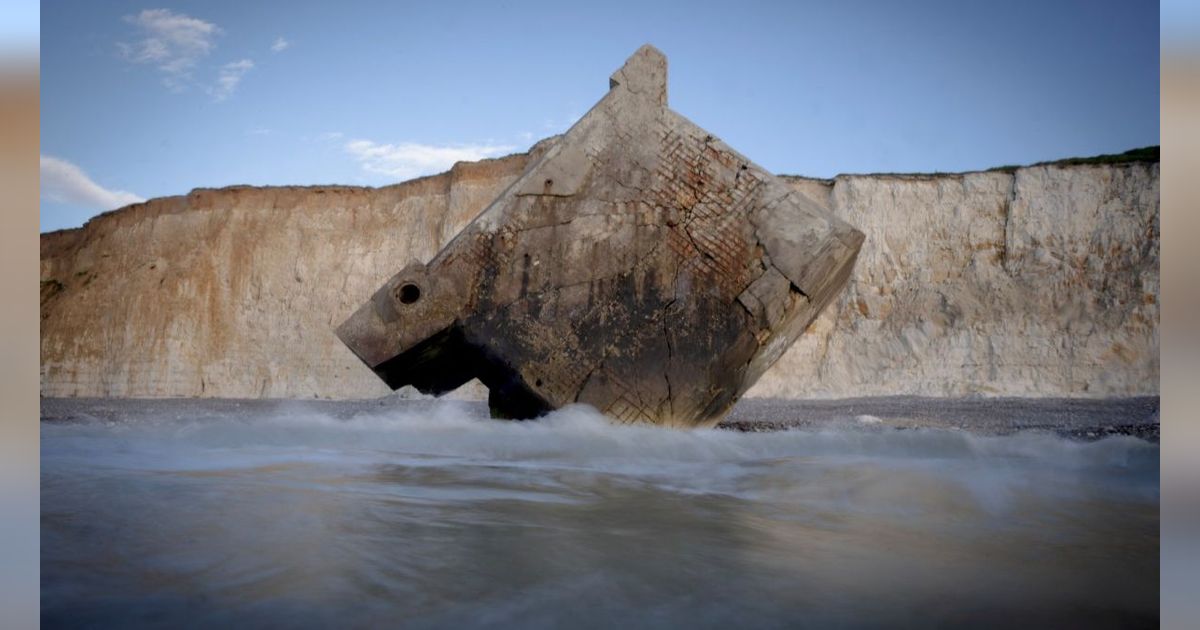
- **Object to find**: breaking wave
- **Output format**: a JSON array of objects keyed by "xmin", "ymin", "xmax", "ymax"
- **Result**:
[{"xmin": 42, "ymin": 400, "xmax": 1159, "ymax": 628}]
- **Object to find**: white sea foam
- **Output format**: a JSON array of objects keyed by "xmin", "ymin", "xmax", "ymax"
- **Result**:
[
  {"xmin": 41, "ymin": 400, "xmax": 1160, "ymax": 628},
  {"xmin": 43, "ymin": 401, "xmax": 1159, "ymax": 501}
]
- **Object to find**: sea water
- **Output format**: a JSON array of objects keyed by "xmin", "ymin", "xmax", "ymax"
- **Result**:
[{"xmin": 41, "ymin": 401, "xmax": 1159, "ymax": 628}]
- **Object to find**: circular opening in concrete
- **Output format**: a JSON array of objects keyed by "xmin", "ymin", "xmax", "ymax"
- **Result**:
[{"xmin": 397, "ymin": 283, "xmax": 421, "ymax": 305}]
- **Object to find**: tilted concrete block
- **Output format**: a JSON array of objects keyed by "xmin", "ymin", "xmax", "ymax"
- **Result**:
[{"xmin": 338, "ymin": 45, "xmax": 865, "ymax": 427}]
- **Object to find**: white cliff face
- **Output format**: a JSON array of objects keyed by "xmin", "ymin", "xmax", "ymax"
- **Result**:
[
  {"xmin": 39, "ymin": 153, "xmax": 539, "ymax": 400},
  {"xmin": 749, "ymin": 163, "xmax": 1159, "ymax": 398},
  {"xmin": 40, "ymin": 151, "xmax": 1158, "ymax": 400}
]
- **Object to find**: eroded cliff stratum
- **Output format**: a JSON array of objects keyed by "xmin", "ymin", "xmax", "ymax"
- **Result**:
[{"xmin": 40, "ymin": 141, "xmax": 1159, "ymax": 399}]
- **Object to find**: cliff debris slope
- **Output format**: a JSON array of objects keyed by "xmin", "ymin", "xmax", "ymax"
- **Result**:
[{"xmin": 40, "ymin": 149, "xmax": 1158, "ymax": 400}]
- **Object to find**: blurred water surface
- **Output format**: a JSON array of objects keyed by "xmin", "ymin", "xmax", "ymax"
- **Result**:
[{"xmin": 42, "ymin": 402, "xmax": 1158, "ymax": 628}]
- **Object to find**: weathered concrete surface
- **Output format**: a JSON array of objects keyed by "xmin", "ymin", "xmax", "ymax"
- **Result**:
[
  {"xmin": 336, "ymin": 46, "xmax": 864, "ymax": 426},
  {"xmin": 38, "ymin": 120, "xmax": 1158, "ymax": 402}
]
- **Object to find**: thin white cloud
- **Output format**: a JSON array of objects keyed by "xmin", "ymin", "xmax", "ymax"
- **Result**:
[
  {"xmin": 343, "ymin": 139, "xmax": 516, "ymax": 180},
  {"xmin": 211, "ymin": 59, "xmax": 254, "ymax": 101},
  {"xmin": 41, "ymin": 156, "xmax": 145, "ymax": 211},
  {"xmin": 118, "ymin": 8, "xmax": 221, "ymax": 91},
  {"xmin": 271, "ymin": 36, "xmax": 289, "ymax": 53}
]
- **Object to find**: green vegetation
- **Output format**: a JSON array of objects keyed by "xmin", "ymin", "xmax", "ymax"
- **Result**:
[
  {"xmin": 781, "ymin": 146, "xmax": 1159, "ymax": 179},
  {"xmin": 988, "ymin": 146, "xmax": 1158, "ymax": 173}
]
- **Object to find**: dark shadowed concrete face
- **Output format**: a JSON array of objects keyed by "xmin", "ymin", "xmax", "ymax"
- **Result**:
[
  {"xmin": 336, "ymin": 260, "xmax": 479, "ymax": 397},
  {"xmin": 336, "ymin": 45, "xmax": 865, "ymax": 427}
]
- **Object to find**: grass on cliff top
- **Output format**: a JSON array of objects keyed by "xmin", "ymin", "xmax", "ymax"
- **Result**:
[
  {"xmin": 986, "ymin": 146, "xmax": 1159, "ymax": 173},
  {"xmin": 785, "ymin": 146, "xmax": 1159, "ymax": 179}
]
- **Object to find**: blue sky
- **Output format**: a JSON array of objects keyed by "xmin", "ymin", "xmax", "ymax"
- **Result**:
[{"xmin": 40, "ymin": 0, "xmax": 1159, "ymax": 232}]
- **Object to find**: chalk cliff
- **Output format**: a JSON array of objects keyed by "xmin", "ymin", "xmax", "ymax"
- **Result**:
[{"xmin": 40, "ymin": 142, "xmax": 1158, "ymax": 399}]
